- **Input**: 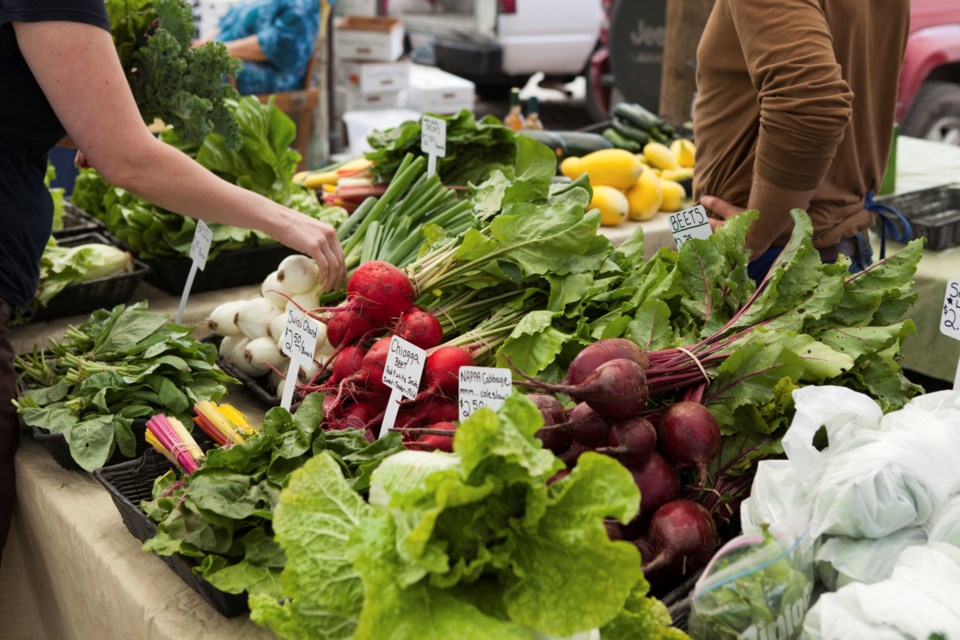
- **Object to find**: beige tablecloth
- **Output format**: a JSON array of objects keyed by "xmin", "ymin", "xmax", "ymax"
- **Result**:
[{"xmin": 1, "ymin": 283, "xmax": 271, "ymax": 640}]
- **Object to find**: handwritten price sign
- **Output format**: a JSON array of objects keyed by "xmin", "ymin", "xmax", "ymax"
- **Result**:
[
  {"xmin": 458, "ymin": 366, "xmax": 512, "ymax": 421},
  {"xmin": 189, "ymin": 220, "xmax": 213, "ymax": 270},
  {"xmin": 669, "ymin": 205, "xmax": 713, "ymax": 250},
  {"xmin": 281, "ymin": 309, "xmax": 320, "ymax": 362},
  {"xmin": 941, "ymin": 280, "xmax": 960, "ymax": 340}
]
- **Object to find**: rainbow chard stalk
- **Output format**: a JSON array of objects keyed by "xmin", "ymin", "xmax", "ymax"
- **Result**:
[{"xmin": 145, "ymin": 414, "xmax": 203, "ymax": 475}]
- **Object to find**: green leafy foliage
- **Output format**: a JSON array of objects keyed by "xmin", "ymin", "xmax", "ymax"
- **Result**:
[
  {"xmin": 251, "ymin": 394, "xmax": 686, "ymax": 639},
  {"xmin": 13, "ymin": 302, "xmax": 236, "ymax": 471},
  {"xmin": 142, "ymin": 394, "xmax": 405, "ymax": 597},
  {"xmin": 366, "ymin": 110, "xmax": 519, "ymax": 185},
  {"xmin": 106, "ymin": 0, "xmax": 242, "ymax": 149},
  {"xmin": 29, "ymin": 239, "xmax": 134, "ymax": 310}
]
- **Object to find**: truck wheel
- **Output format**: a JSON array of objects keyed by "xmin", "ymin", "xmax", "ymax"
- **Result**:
[{"xmin": 903, "ymin": 81, "xmax": 960, "ymax": 145}]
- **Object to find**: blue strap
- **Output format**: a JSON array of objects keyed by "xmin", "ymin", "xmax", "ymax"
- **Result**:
[{"xmin": 865, "ymin": 189, "xmax": 912, "ymax": 260}]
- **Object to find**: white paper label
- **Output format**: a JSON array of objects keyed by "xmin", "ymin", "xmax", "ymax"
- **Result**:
[
  {"xmin": 669, "ymin": 205, "xmax": 713, "ymax": 250},
  {"xmin": 458, "ymin": 366, "xmax": 512, "ymax": 420},
  {"xmin": 941, "ymin": 280, "xmax": 960, "ymax": 340},
  {"xmin": 189, "ymin": 220, "xmax": 213, "ymax": 271},
  {"xmin": 281, "ymin": 309, "xmax": 320, "ymax": 362},
  {"xmin": 420, "ymin": 115, "xmax": 447, "ymax": 158},
  {"xmin": 382, "ymin": 336, "xmax": 426, "ymax": 400}
]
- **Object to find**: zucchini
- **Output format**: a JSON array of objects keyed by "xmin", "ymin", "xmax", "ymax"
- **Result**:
[
  {"xmin": 602, "ymin": 128, "xmax": 641, "ymax": 152},
  {"xmin": 611, "ymin": 118, "xmax": 651, "ymax": 146},
  {"xmin": 519, "ymin": 130, "xmax": 568, "ymax": 161},
  {"xmin": 614, "ymin": 102, "xmax": 663, "ymax": 132},
  {"xmin": 553, "ymin": 131, "xmax": 613, "ymax": 157}
]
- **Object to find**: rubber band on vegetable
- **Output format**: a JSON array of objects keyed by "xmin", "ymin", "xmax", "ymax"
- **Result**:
[{"xmin": 676, "ymin": 347, "xmax": 709, "ymax": 383}]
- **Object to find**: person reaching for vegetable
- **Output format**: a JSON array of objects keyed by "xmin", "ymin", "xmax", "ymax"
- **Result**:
[
  {"xmin": 193, "ymin": 0, "xmax": 320, "ymax": 96},
  {"xmin": 693, "ymin": 0, "xmax": 911, "ymax": 282},
  {"xmin": 0, "ymin": 0, "xmax": 345, "ymax": 566}
]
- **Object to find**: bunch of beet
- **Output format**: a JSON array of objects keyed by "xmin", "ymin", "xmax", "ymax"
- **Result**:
[{"xmin": 521, "ymin": 339, "xmax": 722, "ymax": 595}]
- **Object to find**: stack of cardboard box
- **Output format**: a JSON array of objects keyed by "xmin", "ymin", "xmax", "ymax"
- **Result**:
[{"xmin": 334, "ymin": 16, "xmax": 411, "ymax": 114}]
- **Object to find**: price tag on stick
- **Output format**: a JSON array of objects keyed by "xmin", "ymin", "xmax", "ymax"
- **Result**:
[
  {"xmin": 175, "ymin": 220, "xmax": 213, "ymax": 324},
  {"xmin": 458, "ymin": 366, "xmax": 512, "ymax": 421},
  {"xmin": 379, "ymin": 336, "xmax": 426, "ymax": 439},
  {"xmin": 669, "ymin": 205, "xmax": 713, "ymax": 250},
  {"xmin": 279, "ymin": 309, "xmax": 320, "ymax": 411},
  {"xmin": 420, "ymin": 115, "xmax": 447, "ymax": 177},
  {"xmin": 939, "ymin": 280, "xmax": 960, "ymax": 388}
]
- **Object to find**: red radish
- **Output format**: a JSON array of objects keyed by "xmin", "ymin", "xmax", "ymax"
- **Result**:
[
  {"xmin": 643, "ymin": 500, "xmax": 718, "ymax": 575},
  {"xmin": 324, "ymin": 309, "xmax": 377, "ymax": 349},
  {"xmin": 329, "ymin": 345, "xmax": 367, "ymax": 386},
  {"xmin": 527, "ymin": 393, "xmax": 567, "ymax": 426},
  {"xmin": 566, "ymin": 338, "xmax": 649, "ymax": 385},
  {"xmin": 420, "ymin": 346, "xmax": 476, "ymax": 398},
  {"xmin": 344, "ymin": 261, "xmax": 416, "ymax": 325},
  {"xmin": 407, "ymin": 422, "xmax": 457, "ymax": 452},
  {"xmin": 657, "ymin": 402, "xmax": 721, "ymax": 486},
  {"xmin": 516, "ymin": 358, "xmax": 649, "ymax": 420},
  {"xmin": 395, "ymin": 307, "xmax": 444, "ymax": 350},
  {"xmin": 631, "ymin": 452, "xmax": 681, "ymax": 522},
  {"xmin": 595, "ymin": 417, "xmax": 657, "ymax": 467}
]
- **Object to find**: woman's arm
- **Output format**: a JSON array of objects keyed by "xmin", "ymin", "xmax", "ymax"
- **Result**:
[
  {"xmin": 222, "ymin": 34, "xmax": 269, "ymax": 62},
  {"xmin": 14, "ymin": 19, "xmax": 344, "ymax": 290}
]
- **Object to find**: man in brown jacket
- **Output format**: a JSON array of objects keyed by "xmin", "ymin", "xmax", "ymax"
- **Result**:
[{"xmin": 692, "ymin": 0, "xmax": 910, "ymax": 280}]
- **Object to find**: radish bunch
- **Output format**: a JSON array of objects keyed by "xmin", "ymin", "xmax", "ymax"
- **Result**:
[
  {"xmin": 520, "ymin": 338, "xmax": 722, "ymax": 594},
  {"xmin": 205, "ymin": 254, "xmax": 334, "ymax": 393}
]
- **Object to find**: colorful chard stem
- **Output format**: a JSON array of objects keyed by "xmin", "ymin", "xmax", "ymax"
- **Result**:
[
  {"xmin": 192, "ymin": 400, "xmax": 258, "ymax": 446},
  {"xmin": 145, "ymin": 414, "xmax": 204, "ymax": 475}
]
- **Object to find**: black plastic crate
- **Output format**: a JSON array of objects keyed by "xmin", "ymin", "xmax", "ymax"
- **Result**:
[
  {"xmin": 143, "ymin": 242, "xmax": 298, "ymax": 295},
  {"xmin": 876, "ymin": 183, "xmax": 960, "ymax": 250},
  {"xmin": 52, "ymin": 201, "xmax": 105, "ymax": 239},
  {"xmin": 94, "ymin": 451, "xmax": 250, "ymax": 617},
  {"xmin": 31, "ymin": 232, "xmax": 150, "ymax": 322},
  {"xmin": 29, "ymin": 418, "xmax": 151, "ymax": 472}
]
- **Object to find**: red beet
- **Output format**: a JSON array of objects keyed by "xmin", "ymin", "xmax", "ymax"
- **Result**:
[
  {"xmin": 644, "ymin": 500, "xmax": 718, "ymax": 576},
  {"xmin": 631, "ymin": 452, "xmax": 681, "ymax": 522},
  {"xmin": 527, "ymin": 393, "xmax": 567, "ymax": 426},
  {"xmin": 595, "ymin": 417, "xmax": 657, "ymax": 467},
  {"xmin": 518, "ymin": 359, "xmax": 649, "ymax": 420},
  {"xmin": 566, "ymin": 338, "xmax": 649, "ymax": 385},
  {"xmin": 324, "ymin": 309, "xmax": 377, "ymax": 349},
  {"xmin": 395, "ymin": 307, "xmax": 444, "ymax": 350},
  {"xmin": 657, "ymin": 402, "xmax": 721, "ymax": 487}
]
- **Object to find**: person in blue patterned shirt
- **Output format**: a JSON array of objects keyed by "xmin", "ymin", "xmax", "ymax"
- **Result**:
[{"xmin": 196, "ymin": 0, "xmax": 320, "ymax": 95}]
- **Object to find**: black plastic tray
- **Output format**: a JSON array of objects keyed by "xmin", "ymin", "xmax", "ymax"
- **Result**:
[
  {"xmin": 876, "ymin": 183, "xmax": 960, "ymax": 250},
  {"xmin": 29, "ymin": 417, "xmax": 151, "ymax": 472},
  {"xmin": 143, "ymin": 242, "xmax": 298, "ymax": 295},
  {"xmin": 94, "ymin": 451, "xmax": 249, "ymax": 617},
  {"xmin": 52, "ymin": 201, "xmax": 105, "ymax": 239},
  {"xmin": 31, "ymin": 231, "xmax": 150, "ymax": 322}
]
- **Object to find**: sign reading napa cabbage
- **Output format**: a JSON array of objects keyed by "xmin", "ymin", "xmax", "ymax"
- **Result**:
[{"xmin": 250, "ymin": 394, "xmax": 689, "ymax": 640}]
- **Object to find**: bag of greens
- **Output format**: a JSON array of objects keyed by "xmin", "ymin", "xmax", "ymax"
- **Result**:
[{"xmin": 688, "ymin": 524, "xmax": 814, "ymax": 640}]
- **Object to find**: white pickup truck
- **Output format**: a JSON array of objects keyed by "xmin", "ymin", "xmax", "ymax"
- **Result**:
[{"xmin": 384, "ymin": 0, "xmax": 604, "ymax": 97}]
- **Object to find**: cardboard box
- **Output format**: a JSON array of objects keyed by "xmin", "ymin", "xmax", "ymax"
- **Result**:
[
  {"xmin": 335, "ymin": 16, "xmax": 405, "ymax": 62},
  {"xmin": 335, "ymin": 85, "xmax": 404, "ymax": 114},
  {"xmin": 405, "ymin": 64, "xmax": 475, "ymax": 114},
  {"xmin": 337, "ymin": 60, "xmax": 411, "ymax": 94}
]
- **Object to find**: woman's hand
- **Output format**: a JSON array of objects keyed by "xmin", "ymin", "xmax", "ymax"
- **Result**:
[{"xmin": 272, "ymin": 213, "xmax": 346, "ymax": 293}]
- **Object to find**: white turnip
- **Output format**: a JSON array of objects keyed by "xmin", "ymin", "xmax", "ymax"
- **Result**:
[
  {"xmin": 243, "ymin": 336, "xmax": 285, "ymax": 376},
  {"xmin": 207, "ymin": 300, "xmax": 245, "ymax": 337},
  {"xmin": 260, "ymin": 270, "xmax": 289, "ymax": 309},
  {"xmin": 276, "ymin": 254, "xmax": 320, "ymax": 295},
  {"xmin": 238, "ymin": 298, "xmax": 277, "ymax": 340}
]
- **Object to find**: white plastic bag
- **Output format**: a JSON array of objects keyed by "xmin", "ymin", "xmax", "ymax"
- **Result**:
[
  {"xmin": 802, "ymin": 543, "xmax": 960, "ymax": 639},
  {"xmin": 740, "ymin": 460, "xmax": 811, "ymax": 537},
  {"xmin": 814, "ymin": 528, "xmax": 927, "ymax": 591},
  {"xmin": 926, "ymin": 493, "xmax": 960, "ymax": 548},
  {"xmin": 784, "ymin": 387, "xmax": 960, "ymax": 538}
]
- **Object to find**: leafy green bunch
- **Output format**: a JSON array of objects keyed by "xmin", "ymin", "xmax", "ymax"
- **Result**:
[
  {"xmin": 14, "ymin": 302, "xmax": 236, "ymax": 471},
  {"xmin": 107, "ymin": 0, "xmax": 242, "ymax": 149},
  {"xmin": 366, "ymin": 109, "xmax": 520, "ymax": 185},
  {"xmin": 141, "ymin": 394, "xmax": 405, "ymax": 596},
  {"xmin": 250, "ymin": 394, "xmax": 688, "ymax": 640}
]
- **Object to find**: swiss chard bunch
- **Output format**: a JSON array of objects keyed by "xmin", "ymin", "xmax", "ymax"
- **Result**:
[
  {"xmin": 366, "ymin": 109, "xmax": 519, "ymax": 185},
  {"xmin": 106, "ymin": 0, "xmax": 241, "ymax": 149},
  {"xmin": 141, "ymin": 394, "xmax": 405, "ymax": 597},
  {"xmin": 13, "ymin": 302, "xmax": 236, "ymax": 471},
  {"xmin": 250, "ymin": 394, "xmax": 688, "ymax": 639}
]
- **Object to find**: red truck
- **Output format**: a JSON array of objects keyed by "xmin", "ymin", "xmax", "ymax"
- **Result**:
[{"xmin": 899, "ymin": 0, "xmax": 960, "ymax": 144}]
